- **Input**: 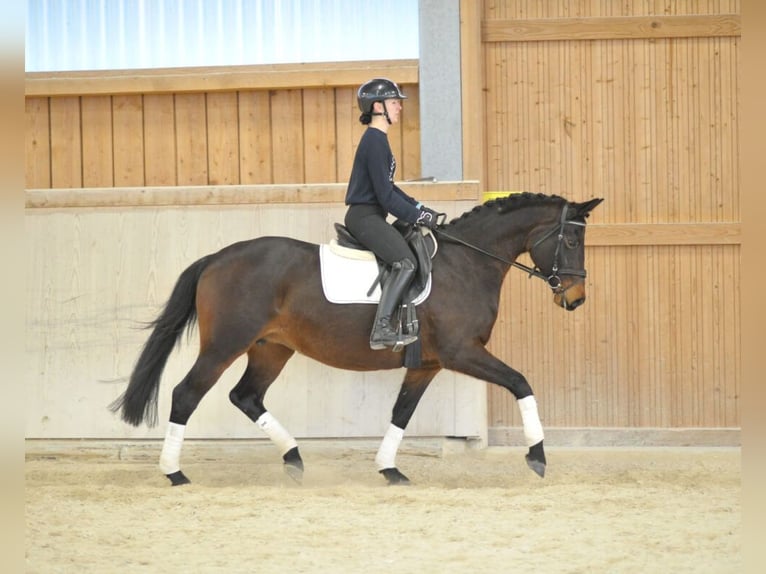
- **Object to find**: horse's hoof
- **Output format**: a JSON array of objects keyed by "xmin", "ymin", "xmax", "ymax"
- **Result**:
[
  {"xmin": 379, "ymin": 467, "xmax": 411, "ymax": 485},
  {"xmin": 283, "ymin": 461, "xmax": 304, "ymax": 484},
  {"xmin": 525, "ymin": 440, "xmax": 547, "ymax": 478},
  {"xmin": 525, "ymin": 457, "xmax": 546, "ymax": 478},
  {"xmin": 166, "ymin": 470, "xmax": 191, "ymax": 486},
  {"xmin": 283, "ymin": 447, "xmax": 304, "ymax": 484}
]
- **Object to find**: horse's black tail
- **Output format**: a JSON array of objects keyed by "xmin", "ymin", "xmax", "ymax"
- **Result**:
[{"xmin": 109, "ymin": 254, "xmax": 214, "ymax": 427}]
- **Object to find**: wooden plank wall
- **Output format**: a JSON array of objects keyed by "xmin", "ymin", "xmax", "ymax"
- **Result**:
[
  {"xmin": 25, "ymin": 60, "xmax": 421, "ymax": 189},
  {"xmin": 24, "ymin": 59, "xmax": 490, "ymax": 440},
  {"xmin": 481, "ymin": 0, "xmax": 741, "ymax": 444}
]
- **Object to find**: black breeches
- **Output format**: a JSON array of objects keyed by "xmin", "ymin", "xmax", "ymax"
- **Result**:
[{"xmin": 344, "ymin": 204, "xmax": 416, "ymax": 267}]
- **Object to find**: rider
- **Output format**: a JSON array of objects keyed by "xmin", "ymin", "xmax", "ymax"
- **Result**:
[{"xmin": 344, "ymin": 78, "xmax": 441, "ymax": 351}]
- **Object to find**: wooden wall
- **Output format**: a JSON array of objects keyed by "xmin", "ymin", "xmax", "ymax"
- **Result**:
[
  {"xmin": 26, "ymin": 1, "xmax": 743, "ymax": 445},
  {"xmin": 24, "ymin": 59, "xmax": 488, "ymax": 441},
  {"xmin": 475, "ymin": 0, "xmax": 741, "ymax": 444},
  {"xmin": 25, "ymin": 60, "xmax": 421, "ymax": 189},
  {"xmin": 25, "ymin": 193, "xmax": 482, "ymax": 440}
]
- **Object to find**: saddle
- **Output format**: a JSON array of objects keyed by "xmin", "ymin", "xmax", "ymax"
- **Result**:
[
  {"xmin": 333, "ymin": 220, "xmax": 435, "ymax": 302},
  {"xmin": 332, "ymin": 220, "xmax": 438, "ymax": 368}
]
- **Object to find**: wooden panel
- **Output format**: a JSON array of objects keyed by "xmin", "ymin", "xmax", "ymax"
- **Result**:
[
  {"xmin": 143, "ymin": 95, "xmax": 176, "ymax": 186},
  {"xmin": 334, "ymin": 87, "xmax": 359, "ymax": 182},
  {"xmin": 302, "ymin": 88, "xmax": 337, "ymax": 183},
  {"xmin": 112, "ymin": 95, "xmax": 145, "ymax": 186},
  {"xmin": 482, "ymin": 0, "xmax": 741, "ymax": 439},
  {"xmin": 487, "ymin": 244, "xmax": 741, "ymax": 430},
  {"xmin": 206, "ymin": 92, "xmax": 240, "ymax": 185},
  {"xmin": 25, "ymin": 61, "xmax": 421, "ymax": 189},
  {"xmin": 49, "ymin": 97, "xmax": 82, "ymax": 188},
  {"xmin": 399, "ymin": 84, "xmax": 421, "ymax": 181},
  {"xmin": 26, "ymin": 59, "xmax": 420, "ymax": 97},
  {"xmin": 483, "ymin": 15, "xmax": 741, "ymax": 42},
  {"xmin": 270, "ymin": 90, "xmax": 304, "ymax": 183},
  {"xmin": 239, "ymin": 91, "xmax": 273, "ymax": 184},
  {"xmin": 484, "ymin": 0, "xmax": 741, "ymax": 19},
  {"xmin": 175, "ymin": 93, "xmax": 208, "ymax": 185},
  {"xmin": 483, "ymin": 38, "xmax": 739, "ymax": 222},
  {"xmin": 587, "ymin": 223, "xmax": 741, "ymax": 246},
  {"xmin": 81, "ymin": 96, "xmax": 114, "ymax": 187},
  {"xmin": 25, "ymin": 97, "xmax": 51, "ymax": 189}
]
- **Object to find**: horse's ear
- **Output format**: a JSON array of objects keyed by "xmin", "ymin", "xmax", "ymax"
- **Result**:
[{"xmin": 574, "ymin": 197, "xmax": 604, "ymax": 218}]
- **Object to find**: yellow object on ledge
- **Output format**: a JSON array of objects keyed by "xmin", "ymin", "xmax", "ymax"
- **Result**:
[{"xmin": 482, "ymin": 191, "xmax": 524, "ymax": 203}]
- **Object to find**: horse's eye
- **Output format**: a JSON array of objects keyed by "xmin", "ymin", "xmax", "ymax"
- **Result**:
[{"xmin": 564, "ymin": 236, "xmax": 580, "ymax": 249}]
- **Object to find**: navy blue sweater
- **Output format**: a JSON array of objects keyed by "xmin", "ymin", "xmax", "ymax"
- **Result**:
[{"xmin": 344, "ymin": 128, "xmax": 421, "ymax": 223}]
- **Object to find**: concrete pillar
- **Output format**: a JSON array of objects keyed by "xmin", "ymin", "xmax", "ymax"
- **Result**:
[{"xmin": 418, "ymin": 0, "xmax": 462, "ymax": 181}]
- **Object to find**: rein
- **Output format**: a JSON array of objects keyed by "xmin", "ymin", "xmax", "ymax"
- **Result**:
[{"xmin": 433, "ymin": 204, "xmax": 586, "ymax": 293}]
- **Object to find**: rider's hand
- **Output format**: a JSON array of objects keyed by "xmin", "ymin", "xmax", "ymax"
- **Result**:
[{"xmin": 416, "ymin": 206, "xmax": 440, "ymax": 229}]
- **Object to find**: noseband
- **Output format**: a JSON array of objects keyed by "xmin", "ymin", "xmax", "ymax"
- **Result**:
[{"xmin": 434, "ymin": 204, "xmax": 587, "ymax": 294}]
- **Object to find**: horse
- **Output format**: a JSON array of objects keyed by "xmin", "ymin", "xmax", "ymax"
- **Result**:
[{"xmin": 110, "ymin": 192, "xmax": 604, "ymax": 486}]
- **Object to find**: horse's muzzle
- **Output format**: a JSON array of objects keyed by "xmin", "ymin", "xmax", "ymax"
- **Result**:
[{"xmin": 554, "ymin": 280, "xmax": 586, "ymax": 311}]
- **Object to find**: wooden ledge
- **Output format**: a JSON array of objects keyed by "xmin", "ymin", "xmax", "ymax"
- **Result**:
[
  {"xmin": 25, "ymin": 185, "xmax": 740, "ymax": 246},
  {"xmin": 25, "ymin": 59, "xmax": 420, "ymax": 97},
  {"xmin": 483, "ymin": 14, "xmax": 741, "ymax": 42},
  {"xmin": 25, "ymin": 181, "xmax": 481, "ymax": 209},
  {"xmin": 587, "ymin": 223, "xmax": 741, "ymax": 246}
]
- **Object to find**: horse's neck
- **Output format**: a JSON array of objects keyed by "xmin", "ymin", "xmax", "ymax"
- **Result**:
[{"xmin": 452, "ymin": 208, "xmax": 548, "ymax": 262}]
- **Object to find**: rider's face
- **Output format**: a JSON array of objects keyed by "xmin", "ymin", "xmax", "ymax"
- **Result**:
[{"xmin": 382, "ymin": 98, "xmax": 402, "ymax": 123}]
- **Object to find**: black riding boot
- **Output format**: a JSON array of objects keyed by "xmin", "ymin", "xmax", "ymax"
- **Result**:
[{"xmin": 370, "ymin": 259, "xmax": 418, "ymax": 350}]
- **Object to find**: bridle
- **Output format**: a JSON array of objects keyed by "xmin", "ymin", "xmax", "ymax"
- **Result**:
[{"xmin": 433, "ymin": 204, "xmax": 587, "ymax": 294}]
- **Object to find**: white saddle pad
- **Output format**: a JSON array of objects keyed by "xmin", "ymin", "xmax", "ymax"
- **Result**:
[{"xmin": 319, "ymin": 239, "xmax": 431, "ymax": 305}]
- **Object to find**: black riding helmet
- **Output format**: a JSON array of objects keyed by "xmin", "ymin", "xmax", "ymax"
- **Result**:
[{"xmin": 357, "ymin": 78, "xmax": 407, "ymax": 124}]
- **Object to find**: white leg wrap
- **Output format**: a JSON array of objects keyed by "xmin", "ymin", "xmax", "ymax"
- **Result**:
[
  {"xmin": 159, "ymin": 422, "xmax": 185, "ymax": 475},
  {"xmin": 375, "ymin": 424, "xmax": 405, "ymax": 470},
  {"xmin": 518, "ymin": 395, "xmax": 545, "ymax": 447},
  {"xmin": 256, "ymin": 412, "xmax": 298, "ymax": 456}
]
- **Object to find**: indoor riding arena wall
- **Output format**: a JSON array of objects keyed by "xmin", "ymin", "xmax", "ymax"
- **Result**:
[
  {"xmin": 24, "ymin": 60, "xmax": 485, "ymax": 440},
  {"xmin": 471, "ymin": 0, "xmax": 741, "ymax": 447},
  {"xmin": 26, "ymin": 0, "xmax": 742, "ymax": 447}
]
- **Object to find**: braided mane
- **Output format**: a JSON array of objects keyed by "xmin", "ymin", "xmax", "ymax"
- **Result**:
[{"xmin": 444, "ymin": 192, "xmax": 567, "ymax": 229}]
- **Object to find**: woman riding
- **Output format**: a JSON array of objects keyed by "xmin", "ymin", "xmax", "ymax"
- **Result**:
[{"xmin": 344, "ymin": 78, "xmax": 440, "ymax": 351}]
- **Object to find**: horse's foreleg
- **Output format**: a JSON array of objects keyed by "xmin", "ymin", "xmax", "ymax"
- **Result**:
[
  {"xmin": 377, "ymin": 367, "xmax": 440, "ymax": 485},
  {"xmin": 517, "ymin": 395, "xmax": 546, "ymax": 477},
  {"xmin": 445, "ymin": 346, "xmax": 546, "ymax": 478},
  {"xmin": 228, "ymin": 344, "xmax": 303, "ymax": 482},
  {"xmin": 255, "ymin": 412, "xmax": 302, "ymax": 482}
]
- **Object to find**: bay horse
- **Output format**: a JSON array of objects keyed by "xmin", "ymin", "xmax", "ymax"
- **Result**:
[{"xmin": 111, "ymin": 192, "xmax": 603, "ymax": 486}]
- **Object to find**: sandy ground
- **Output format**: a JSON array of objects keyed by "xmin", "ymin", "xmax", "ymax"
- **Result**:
[{"xmin": 25, "ymin": 440, "xmax": 740, "ymax": 573}]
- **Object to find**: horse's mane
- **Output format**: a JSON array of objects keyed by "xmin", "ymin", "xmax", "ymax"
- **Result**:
[{"xmin": 443, "ymin": 192, "xmax": 567, "ymax": 229}]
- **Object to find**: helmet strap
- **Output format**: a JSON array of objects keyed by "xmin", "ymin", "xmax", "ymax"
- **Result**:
[{"xmin": 371, "ymin": 101, "xmax": 393, "ymax": 125}]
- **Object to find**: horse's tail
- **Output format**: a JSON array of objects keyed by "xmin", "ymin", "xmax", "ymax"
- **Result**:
[{"xmin": 109, "ymin": 254, "xmax": 214, "ymax": 427}]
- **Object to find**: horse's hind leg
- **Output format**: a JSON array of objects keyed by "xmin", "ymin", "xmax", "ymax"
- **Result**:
[
  {"xmin": 377, "ymin": 367, "xmax": 441, "ymax": 485},
  {"xmin": 160, "ymin": 348, "xmax": 240, "ymax": 485},
  {"xmin": 228, "ymin": 343, "xmax": 303, "ymax": 482}
]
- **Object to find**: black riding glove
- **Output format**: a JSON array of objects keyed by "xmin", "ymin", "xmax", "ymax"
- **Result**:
[{"xmin": 416, "ymin": 206, "xmax": 440, "ymax": 229}]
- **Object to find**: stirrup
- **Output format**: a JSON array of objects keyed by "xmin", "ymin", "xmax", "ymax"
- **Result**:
[
  {"xmin": 392, "ymin": 332, "xmax": 418, "ymax": 352},
  {"xmin": 370, "ymin": 333, "xmax": 417, "ymax": 351},
  {"xmin": 370, "ymin": 321, "xmax": 417, "ymax": 351}
]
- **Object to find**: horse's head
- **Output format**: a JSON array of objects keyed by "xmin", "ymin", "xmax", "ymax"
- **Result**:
[{"xmin": 527, "ymin": 197, "xmax": 604, "ymax": 311}]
